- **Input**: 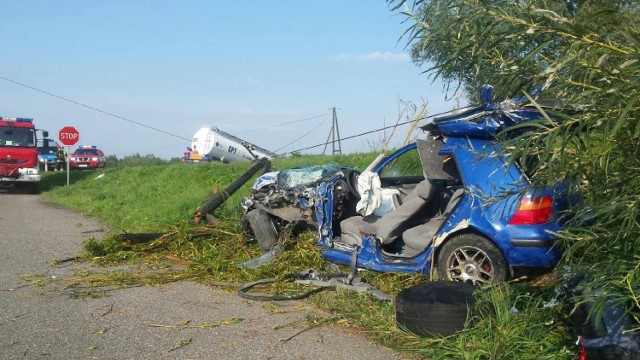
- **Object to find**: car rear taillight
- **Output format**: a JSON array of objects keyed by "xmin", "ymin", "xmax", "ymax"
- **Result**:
[{"xmin": 509, "ymin": 195, "xmax": 554, "ymax": 225}]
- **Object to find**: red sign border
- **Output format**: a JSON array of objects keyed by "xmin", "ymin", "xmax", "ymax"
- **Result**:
[{"xmin": 58, "ymin": 126, "xmax": 80, "ymax": 146}]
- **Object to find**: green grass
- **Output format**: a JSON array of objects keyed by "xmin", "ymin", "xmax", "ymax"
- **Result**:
[{"xmin": 41, "ymin": 156, "xmax": 575, "ymax": 359}]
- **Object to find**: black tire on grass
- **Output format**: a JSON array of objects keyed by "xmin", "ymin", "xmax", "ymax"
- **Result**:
[
  {"xmin": 395, "ymin": 281, "xmax": 476, "ymax": 337},
  {"xmin": 245, "ymin": 208, "xmax": 279, "ymax": 253}
]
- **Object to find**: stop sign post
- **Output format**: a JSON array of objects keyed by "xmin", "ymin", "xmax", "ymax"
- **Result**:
[{"xmin": 58, "ymin": 126, "xmax": 80, "ymax": 186}]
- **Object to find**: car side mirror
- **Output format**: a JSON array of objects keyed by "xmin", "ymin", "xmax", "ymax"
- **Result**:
[{"xmin": 42, "ymin": 131, "xmax": 49, "ymax": 138}]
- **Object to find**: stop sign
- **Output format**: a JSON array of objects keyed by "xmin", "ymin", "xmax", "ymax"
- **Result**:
[{"xmin": 58, "ymin": 126, "xmax": 80, "ymax": 146}]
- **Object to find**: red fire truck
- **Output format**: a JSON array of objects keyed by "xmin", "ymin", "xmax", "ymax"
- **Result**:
[{"xmin": 0, "ymin": 117, "xmax": 44, "ymax": 193}]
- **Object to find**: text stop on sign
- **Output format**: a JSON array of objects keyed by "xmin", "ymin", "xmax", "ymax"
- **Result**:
[
  {"xmin": 60, "ymin": 133, "xmax": 78, "ymax": 140},
  {"xmin": 58, "ymin": 126, "xmax": 80, "ymax": 146}
]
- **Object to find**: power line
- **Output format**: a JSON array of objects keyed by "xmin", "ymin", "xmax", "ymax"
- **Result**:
[
  {"xmin": 1, "ymin": 74, "xmax": 452, "ymax": 159},
  {"xmin": 279, "ymin": 109, "xmax": 452, "ymax": 156},
  {"xmin": 143, "ymin": 141, "xmax": 190, "ymax": 154},
  {"xmin": 237, "ymin": 113, "xmax": 330, "ymax": 134},
  {"xmin": 0, "ymin": 75, "xmax": 191, "ymax": 142},
  {"xmin": 273, "ymin": 119, "xmax": 327, "ymax": 153}
]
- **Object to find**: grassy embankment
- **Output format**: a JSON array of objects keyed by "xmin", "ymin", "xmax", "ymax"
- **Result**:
[{"xmin": 40, "ymin": 155, "xmax": 574, "ymax": 359}]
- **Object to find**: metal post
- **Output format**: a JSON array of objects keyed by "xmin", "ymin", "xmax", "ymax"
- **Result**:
[
  {"xmin": 323, "ymin": 107, "xmax": 342, "ymax": 155},
  {"xmin": 66, "ymin": 146, "xmax": 70, "ymax": 186},
  {"xmin": 331, "ymin": 107, "xmax": 342, "ymax": 155},
  {"xmin": 193, "ymin": 157, "xmax": 271, "ymax": 223}
]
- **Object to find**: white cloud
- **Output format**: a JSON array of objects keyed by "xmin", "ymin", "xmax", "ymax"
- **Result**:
[{"xmin": 330, "ymin": 51, "xmax": 410, "ymax": 62}]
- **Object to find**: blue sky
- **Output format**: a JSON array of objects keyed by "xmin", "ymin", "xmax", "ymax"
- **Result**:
[{"xmin": 1, "ymin": 1, "xmax": 455, "ymax": 159}]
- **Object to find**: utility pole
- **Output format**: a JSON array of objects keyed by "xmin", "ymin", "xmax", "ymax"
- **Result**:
[{"xmin": 322, "ymin": 107, "xmax": 342, "ymax": 155}]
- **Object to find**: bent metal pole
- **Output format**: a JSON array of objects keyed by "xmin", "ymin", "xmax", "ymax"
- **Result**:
[{"xmin": 194, "ymin": 157, "xmax": 271, "ymax": 223}]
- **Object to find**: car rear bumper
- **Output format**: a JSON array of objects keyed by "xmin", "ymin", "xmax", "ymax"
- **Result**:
[
  {"xmin": 510, "ymin": 238, "xmax": 554, "ymax": 247},
  {"xmin": 499, "ymin": 222, "xmax": 563, "ymax": 267}
]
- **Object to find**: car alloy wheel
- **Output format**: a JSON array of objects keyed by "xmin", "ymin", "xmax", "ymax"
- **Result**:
[
  {"xmin": 445, "ymin": 246, "xmax": 494, "ymax": 285},
  {"xmin": 437, "ymin": 233, "xmax": 508, "ymax": 286}
]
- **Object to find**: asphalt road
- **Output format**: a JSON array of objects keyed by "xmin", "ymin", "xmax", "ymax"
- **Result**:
[{"xmin": 0, "ymin": 193, "xmax": 404, "ymax": 360}]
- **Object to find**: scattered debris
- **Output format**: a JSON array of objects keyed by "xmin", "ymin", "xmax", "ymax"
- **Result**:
[
  {"xmin": 168, "ymin": 337, "xmax": 192, "ymax": 352},
  {"xmin": 93, "ymin": 327, "xmax": 109, "ymax": 334},
  {"xmin": 146, "ymin": 318, "xmax": 243, "ymax": 329},
  {"xmin": 238, "ymin": 269, "xmax": 392, "ymax": 302},
  {"xmin": 115, "ymin": 233, "xmax": 165, "ymax": 243},
  {"xmin": 100, "ymin": 303, "xmax": 114, "ymax": 317},
  {"xmin": 164, "ymin": 255, "xmax": 191, "ymax": 265},
  {"xmin": 280, "ymin": 323, "xmax": 321, "ymax": 343},
  {"xmin": 53, "ymin": 256, "xmax": 79, "ymax": 265}
]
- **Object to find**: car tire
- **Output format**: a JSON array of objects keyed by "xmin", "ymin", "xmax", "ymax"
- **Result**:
[
  {"xmin": 396, "ymin": 281, "xmax": 476, "ymax": 337},
  {"xmin": 245, "ymin": 209, "xmax": 279, "ymax": 253},
  {"xmin": 437, "ymin": 233, "xmax": 508, "ymax": 285}
]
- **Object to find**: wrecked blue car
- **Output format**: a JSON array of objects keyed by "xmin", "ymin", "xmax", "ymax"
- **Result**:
[{"xmin": 243, "ymin": 86, "xmax": 570, "ymax": 285}]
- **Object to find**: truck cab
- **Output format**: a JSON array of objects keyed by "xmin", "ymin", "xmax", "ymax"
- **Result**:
[{"xmin": 0, "ymin": 117, "xmax": 42, "ymax": 192}]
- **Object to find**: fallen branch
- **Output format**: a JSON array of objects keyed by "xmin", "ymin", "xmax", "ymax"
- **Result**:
[
  {"xmin": 280, "ymin": 323, "xmax": 321, "ymax": 343},
  {"xmin": 54, "ymin": 256, "xmax": 79, "ymax": 264},
  {"xmin": 101, "ymin": 303, "xmax": 114, "ymax": 317},
  {"xmin": 164, "ymin": 255, "xmax": 191, "ymax": 265},
  {"xmin": 146, "ymin": 318, "xmax": 243, "ymax": 329},
  {"xmin": 116, "ymin": 233, "xmax": 166, "ymax": 243},
  {"xmin": 208, "ymin": 281, "xmax": 244, "ymax": 288}
]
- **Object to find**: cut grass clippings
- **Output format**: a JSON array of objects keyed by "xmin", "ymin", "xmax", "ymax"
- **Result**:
[{"xmin": 146, "ymin": 318, "xmax": 244, "ymax": 329}]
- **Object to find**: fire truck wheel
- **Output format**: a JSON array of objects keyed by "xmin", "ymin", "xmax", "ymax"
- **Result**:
[
  {"xmin": 14, "ymin": 183, "xmax": 39, "ymax": 194},
  {"xmin": 245, "ymin": 209, "xmax": 279, "ymax": 253}
]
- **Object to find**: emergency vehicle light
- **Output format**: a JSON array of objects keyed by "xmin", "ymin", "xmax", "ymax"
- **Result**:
[
  {"xmin": 79, "ymin": 145, "xmax": 97, "ymax": 149},
  {"xmin": 0, "ymin": 117, "xmax": 34, "ymax": 123}
]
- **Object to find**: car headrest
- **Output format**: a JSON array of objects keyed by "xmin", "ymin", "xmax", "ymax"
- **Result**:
[{"xmin": 415, "ymin": 179, "xmax": 436, "ymax": 200}]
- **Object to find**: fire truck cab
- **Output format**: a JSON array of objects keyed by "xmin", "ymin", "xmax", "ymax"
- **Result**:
[{"xmin": 0, "ymin": 117, "xmax": 42, "ymax": 192}]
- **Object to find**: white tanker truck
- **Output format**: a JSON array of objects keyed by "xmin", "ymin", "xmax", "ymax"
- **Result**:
[{"xmin": 185, "ymin": 125, "xmax": 276, "ymax": 163}]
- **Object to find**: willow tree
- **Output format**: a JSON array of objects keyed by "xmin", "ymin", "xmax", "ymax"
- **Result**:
[{"xmin": 391, "ymin": 0, "xmax": 640, "ymax": 321}]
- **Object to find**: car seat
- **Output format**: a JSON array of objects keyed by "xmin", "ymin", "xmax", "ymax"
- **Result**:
[
  {"xmin": 401, "ymin": 188, "xmax": 465, "ymax": 255},
  {"xmin": 339, "ymin": 179, "xmax": 437, "ymax": 246}
]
